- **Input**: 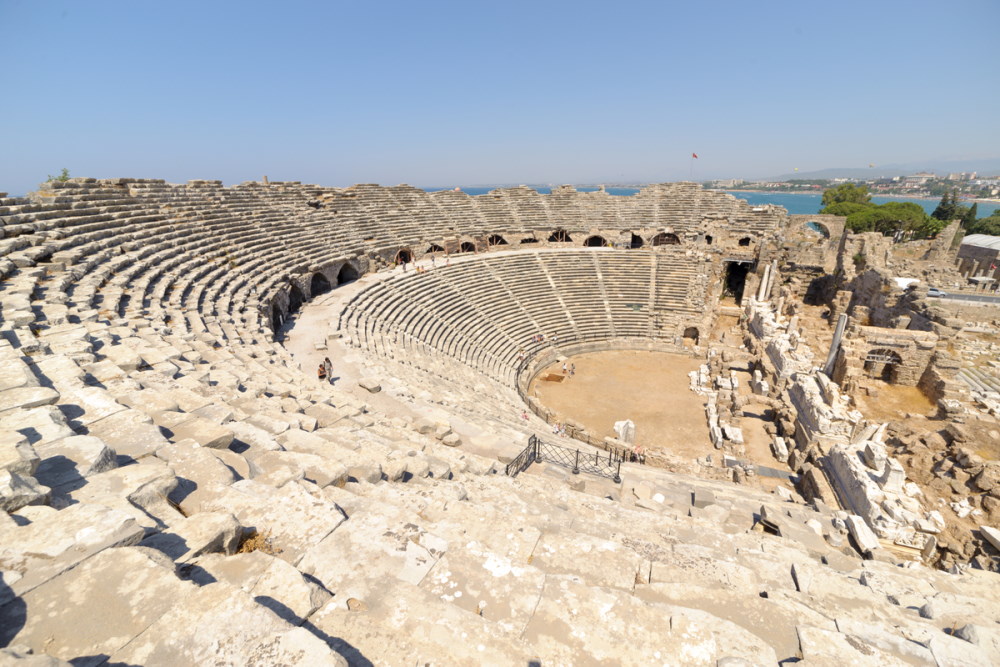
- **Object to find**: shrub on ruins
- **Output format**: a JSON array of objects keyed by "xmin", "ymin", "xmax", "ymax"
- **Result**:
[
  {"xmin": 821, "ymin": 183, "xmax": 871, "ymax": 208},
  {"xmin": 841, "ymin": 201, "xmax": 937, "ymax": 237},
  {"xmin": 46, "ymin": 168, "xmax": 70, "ymax": 183},
  {"xmin": 967, "ymin": 211, "xmax": 1000, "ymax": 236}
]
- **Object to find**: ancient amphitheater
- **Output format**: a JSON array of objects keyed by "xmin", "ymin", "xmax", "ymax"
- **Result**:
[{"xmin": 1, "ymin": 177, "xmax": 999, "ymax": 665}]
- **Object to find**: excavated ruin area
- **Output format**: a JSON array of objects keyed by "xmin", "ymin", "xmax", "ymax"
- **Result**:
[{"xmin": 527, "ymin": 351, "xmax": 708, "ymax": 456}]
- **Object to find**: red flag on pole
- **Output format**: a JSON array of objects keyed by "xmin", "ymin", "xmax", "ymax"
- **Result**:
[{"xmin": 692, "ymin": 153, "xmax": 699, "ymax": 159}]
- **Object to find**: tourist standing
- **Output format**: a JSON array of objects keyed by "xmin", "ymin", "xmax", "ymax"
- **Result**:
[{"xmin": 324, "ymin": 357, "xmax": 333, "ymax": 383}]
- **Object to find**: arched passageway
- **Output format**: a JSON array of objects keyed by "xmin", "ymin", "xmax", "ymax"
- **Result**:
[
  {"xmin": 652, "ymin": 232, "xmax": 680, "ymax": 246},
  {"xmin": 288, "ymin": 284, "xmax": 305, "ymax": 314},
  {"xmin": 806, "ymin": 221, "xmax": 831, "ymax": 239},
  {"xmin": 864, "ymin": 349, "xmax": 903, "ymax": 382},
  {"xmin": 459, "ymin": 241, "xmax": 476, "ymax": 253},
  {"xmin": 337, "ymin": 263, "xmax": 359, "ymax": 285},
  {"xmin": 682, "ymin": 327, "xmax": 700, "ymax": 345},
  {"xmin": 548, "ymin": 229, "xmax": 572, "ymax": 243},
  {"xmin": 738, "ymin": 237, "xmax": 752, "ymax": 247},
  {"xmin": 426, "ymin": 243, "xmax": 445, "ymax": 253},
  {"xmin": 723, "ymin": 261, "xmax": 750, "ymax": 303},
  {"xmin": 520, "ymin": 237, "xmax": 539, "ymax": 244},
  {"xmin": 629, "ymin": 233, "xmax": 644, "ymax": 249},
  {"xmin": 395, "ymin": 249, "xmax": 413, "ymax": 264},
  {"xmin": 584, "ymin": 235, "xmax": 607, "ymax": 247},
  {"xmin": 310, "ymin": 273, "xmax": 332, "ymax": 297},
  {"xmin": 271, "ymin": 304, "xmax": 283, "ymax": 332},
  {"xmin": 487, "ymin": 234, "xmax": 508, "ymax": 246}
]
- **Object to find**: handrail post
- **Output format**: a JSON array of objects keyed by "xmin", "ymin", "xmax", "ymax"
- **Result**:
[
  {"xmin": 573, "ymin": 449, "xmax": 580, "ymax": 475},
  {"xmin": 613, "ymin": 460, "xmax": 622, "ymax": 484}
]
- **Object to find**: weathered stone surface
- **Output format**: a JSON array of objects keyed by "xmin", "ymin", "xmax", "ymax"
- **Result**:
[
  {"xmin": 0, "ymin": 547, "xmax": 188, "ymax": 665},
  {"xmin": 0, "ymin": 646, "xmax": 73, "ymax": 666},
  {"xmin": 358, "ymin": 378, "xmax": 381, "ymax": 393},
  {"xmin": 0, "ymin": 386, "xmax": 60, "ymax": 414},
  {"xmin": 100, "ymin": 343, "xmax": 142, "ymax": 371},
  {"xmin": 297, "ymin": 504, "xmax": 443, "ymax": 600},
  {"xmin": 530, "ymin": 530, "xmax": 644, "ymax": 589},
  {"xmin": 84, "ymin": 408, "xmax": 169, "ymax": 461},
  {"xmin": 153, "ymin": 411, "xmax": 234, "ymax": 449},
  {"xmin": 1, "ymin": 406, "xmax": 74, "ymax": 446},
  {"xmin": 66, "ymin": 461, "xmax": 182, "ymax": 530},
  {"xmin": 139, "ymin": 511, "xmax": 242, "ymax": 562},
  {"xmin": 0, "ymin": 429, "xmax": 39, "ymax": 475},
  {"xmin": 524, "ymin": 575, "xmax": 778, "ymax": 665},
  {"xmin": 107, "ymin": 578, "xmax": 347, "ymax": 666},
  {"xmin": 0, "ymin": 471, "xmax": 49, "ymax": 512},
  {"xmin": 252, "ymin": 450, "xmax": 348, "ymax": 489},
  {"xmin": 0, "ymin": 503, "xmax": 144, "ymax": 597},
  {"xmin": 33, "ymin": 435, "xmax": 117, "ymax": 491},
  {"xmin": 200, "ymin": 479, "xmax": 346, "ymax": 564},
  {"xmin": 153, "ymin": 440, "xmax": 237, "ymax": 514},
  {"xmin": 191, "ymin": 550, "xmax": 332, "ymax": 621}
]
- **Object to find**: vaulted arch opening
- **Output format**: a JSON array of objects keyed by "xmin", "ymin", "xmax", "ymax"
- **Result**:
[
  {"xmin": 864, "ymin": 348, "xmax": 903, "ymax": 382},
  {"xmin": 395, "ymin": 248, "xmax": 413, "ymax": 264},
  {"xmin": 459, "ymin": 241, "xmax": 476, "ymax": 253},
  {"xmin": 426, "ymin": 243, "xmax": 445, "ymax": 253},
  {"xmin": 584, "ymin": 235, "xmax": 607, "ymax": 247},
  {"xmin": 487, "ymin": 234, "xmax": 508, "ymax": 247},
  {"xmin": 337, "ymin": 263, "xmax": 359, "ymax": 285},
  {"xmin": 652, "ymin": 232, "xmax": 681, "ymax": 246},
  {"xmin": 310, "ymin": 272, "xmax": 332, "ymax": 297},
  {"xmin": 629, "ymin": 233, "xmax": 644, "ymax": 249},
  {"xmin": 288, "ymin": 284, "xmax": 305, "ymax": 314},
  {"xmin": 548, "ymin": 229, "xmax": 572, "ymax": 243},
  {"xmin": 738, "ymin": 237, "xmax": 752, "ymax": 247},
  {"xmin": 520, "ymin": 237, "xmax": 540, "ymax": 244}
]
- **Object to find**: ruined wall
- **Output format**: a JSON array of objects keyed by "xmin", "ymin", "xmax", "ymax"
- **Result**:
[{"xmin": 832, "ymin": 324, "xmax": 938, "ymax": 389}]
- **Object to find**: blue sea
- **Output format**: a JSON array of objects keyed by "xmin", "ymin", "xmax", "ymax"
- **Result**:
[{"xmin": 423, "ymin": 185, "xmax": 999, "ymax": 218}]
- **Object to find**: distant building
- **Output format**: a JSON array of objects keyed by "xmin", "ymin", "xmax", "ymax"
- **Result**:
[{"xmin": 957, "ymin": 234, "xmax": 1000, "ymax": 282}]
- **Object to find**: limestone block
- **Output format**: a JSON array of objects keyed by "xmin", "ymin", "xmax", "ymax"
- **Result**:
[
  {"xmin": 155, "ymin": 411, "xmax": 234, "ymax": 449},
  {"xmin": 101, "ymin": 343, "xmax": 142, "ymax": 371},
  {"xmin": 441, "ymin": 432, "xmax": 462, "ymax": 447},
  {"xmin": 796, "ymin": 625, "xmax": 908, "ymax": 665},
  {"xmin": 0, "ymin": 386, "xmax": 60, "ymax": 414},
  {"xmin": 252, "ymin": 450, "xmax": 348, "ymax": 489},
  {"xmin": 1, "ymin": 547, "xmax": 190, "ymax": 664},
  {"xmin": 1, "ymin": 406, "xmax": 74, "ymax": 445},
  {"xmin": 33, "ymin": 435, "xmax": 117, "ymax": 491},
  {"xmin": 304, "ymin": 403, "xmax": 353, "ymax": 428},
  {"xmin": 107, "ymin": 577, "xmax": 346, "ymax": 666},
  {"xmin": 0, "ymin": 646, "xmax": 73, "ymax": 666},
  {"xmin": 523, "ymin": 575, "xmax": 777, "ymax": 665},
  {"xmin": 0, "ymin": 430, "xmax": 39, "ymax": 475},
  {"xmin": 200, "ymin": 479, "xmax": 346, "ymax": 564},
  {"xmin": 0, "ymin": 355, "xmax": 36, "ymax": 391},
  {"xmin": 153, "ymin": 440, "xmax": 238, "ymax": 514},
  {"xmin": 530, "ymin": 531, "xmax": 643, "ymax": 590},
  {"xmin": 0, "ymin": 502, "xmax": 143, "ymax": 597},
  {"xmin": 845, "ymin": 514, "xmax": 880, "ymax": 554},
  {"xmin": 358, "ymin": 377, "xmax": 381, "ymax": 393},
  {"xmin": 139, "ymin": 511, "xmax": 242, "ymax": 562},
  {"xmin": 67, "ymin": 461, "xmax": 182, "ymax": 531},
  {"xmin": 276, "ymin": 427, "xmax": 332, "ymax": 456},
  {"xmin": 85, "ymin": 408, "xmax": 169, "ymax": 461},
  {"xmin": 297, "ymin": 505, "xmax": 444, "ymax": 600},
  {"xmin": 981, "ymin": 525, "xmax": 1000, "ymax": 552},
  {"xmin": 115, "ymin": 388, "xmax": 179, "ymax": 414},
  {"xmin": 0, "ymin": 471, "xmax": 49, "ymax": 512},
  {"xmin": 191, "ymin": 550, "xmax": 332, "ymax": 621},
  {"xmin": 245, "ymin": 413, "xmax": 289, "ymax": 435}
]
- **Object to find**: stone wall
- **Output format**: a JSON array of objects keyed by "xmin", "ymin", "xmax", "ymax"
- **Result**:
[{"xmin": 832, "ymin": 324, "xmax": 938, "ymax": 389}]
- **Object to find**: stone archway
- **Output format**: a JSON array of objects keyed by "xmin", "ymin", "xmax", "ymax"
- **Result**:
[
  {"xmin": 459, "ymin": 241, "xmax": 476, "ymax": 253},
  {"xmin": 652, "ymin": 232, "xmax": 680, "ymax": 246},
  {"xmin": 738, "ymin": 237, "xmax": 752, "ymax": 247},
  {"xmin": 864, "ymin": 348, "xmax": 903, "ymax": 382},
  {"xmin": 426, "ymin": 243, "xmax": 445, "ymax": 253},
  {"xmin": 487, "ymin": 234, "xmax": 508, "ymax": 247},
  {"xmin": 629, "ymin": 233, "xmax": 644, "ymax": 249},
  {"xmin": 682, "ymin": 326, "xmax": 700, "ymax": 345},
  {"xmin": 310, "ymin": 272, "xmax": 332, "ymax": 298},
  {"xmin": 395, "ymin": 248, "xmax": 413, "ymax": 264},
  {"xmin": 288, "ymin": 284, "xmax": 305, "ymax": 313},
  {"xmin": 337, "ymin": 263, "xmax": 359, "ymax": 285},
  {"xmin": 584, "ymin": 235, "xmax": 607, "ymax": 247},
  {"xmin": 548, "ymin": 229, "xmax": 572, "ymax": 243}
]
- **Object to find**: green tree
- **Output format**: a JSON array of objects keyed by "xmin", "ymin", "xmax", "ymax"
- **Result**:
[
  {"xmin": 819, "ymin": 201, "xmax": 870, "ymax": 217},
  {"xmin": 46, "ymin": 168, "xmax": 70, "ymax": 183},
  {"xmin": 821, "ymin": 183, "xmax": 871, "ymax": 208},
  {"xmin": 962, "ymin": 202, "xmax": 978, "ymax": 228},
  {"xmin": 931, "ymin": 189, "xmax": 959, "ymax": 221},
  {"xmin": 967, "ymin": 211, "xmax": 1000, "ymax": 236}
]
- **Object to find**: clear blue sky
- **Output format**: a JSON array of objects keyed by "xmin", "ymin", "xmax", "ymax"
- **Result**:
[{"xmin": 2, "ymin": 0, "xmax": 998, "ymax": 195}]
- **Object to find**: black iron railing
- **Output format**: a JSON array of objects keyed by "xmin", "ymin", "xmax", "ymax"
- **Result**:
[{"xmin": 506, "ymin": 434, "xmax": 623, "ymax": 483}]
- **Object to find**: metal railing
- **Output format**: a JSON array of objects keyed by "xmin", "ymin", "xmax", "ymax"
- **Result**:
[{"xmin": 506, "ymin": 434, "xmax": 623, "ymax": 483}]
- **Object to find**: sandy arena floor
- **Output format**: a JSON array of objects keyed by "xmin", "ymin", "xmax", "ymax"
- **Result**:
[{"xmin": 528, "ymin": 350, "xmax": 711, "ymax": 459}]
